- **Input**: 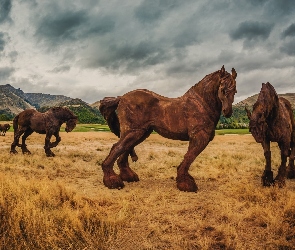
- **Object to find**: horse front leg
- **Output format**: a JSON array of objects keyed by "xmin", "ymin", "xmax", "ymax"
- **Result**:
[
  {"xmin": 44, "ymin": 133, "xmax": 55, "ymax": 157},
  {"xmin": 176, "ymin": 132, "xmax": 210, "ymax": 192},
  {"xmin": 21, "ymin": 128, "xmax": 33, "ymax": 154},
  {"xmin": 49, "ymin": 132, "xmax": 61, "ymax": 148},
  {"xmin": 274, "ymin": 143, "xmax": 288, "ymax": 187},
  {"xmin": 261, "ymin": 140, "xmax": 274, "ymax": 186}
]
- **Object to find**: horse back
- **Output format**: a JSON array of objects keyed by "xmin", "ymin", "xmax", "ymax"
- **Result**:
[
  {"xmin": 17, "ymin": 109, "xmax": 46, "ymax": 133},
  {"xmin": 117, "ymin": 89, "xmax": 190, "ymax": 139}
]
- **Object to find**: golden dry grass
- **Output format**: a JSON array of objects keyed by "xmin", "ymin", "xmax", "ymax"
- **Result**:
[{"xmin": 1, "ymin": 131, "xmax": 295, "ymax": 249}]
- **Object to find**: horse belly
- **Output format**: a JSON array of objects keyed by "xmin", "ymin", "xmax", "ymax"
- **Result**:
[
  {"xmin": 29, "ymin": 115, "xmax": 46, "ymax": 133},
  {"xmin": 151, "ymin": 105, "xmax": 189, "ymax": 140}
]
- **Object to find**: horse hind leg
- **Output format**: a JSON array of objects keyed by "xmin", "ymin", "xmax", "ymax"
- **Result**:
[
  {"xmin": 102, "ymin": 129, "xmax": 148, "ymax": 189},
  {"xmin": 274, "ymin": 145, "xmax": 288, "ymax": 188},
  {"xmin": 117, "ymin": 151, "xmax": 139, "ymax": 182},
  {"xmin": 10, "ymin": 127, "xmax": 26, "ymax": 154},
  {"xmin": 287, "ymin": 145, "xmax": 295, "ymax": 179}
]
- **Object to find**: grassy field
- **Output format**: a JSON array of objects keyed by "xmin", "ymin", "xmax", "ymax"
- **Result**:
[{"xmin": 0, "ymin": 130, "xmax": 295, "ymax": 249}]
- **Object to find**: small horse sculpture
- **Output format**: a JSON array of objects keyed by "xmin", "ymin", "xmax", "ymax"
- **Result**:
[
  {"xmin": 10, "ymin": 107, "xmax": 78, "ymax": 157},
  {"xmin": 0, "ymin": 124, "xmax": 10, "ymax": 136},
  {"xmin": 246, "ymin": 82, "xmax": 295, "ymax": 187},
  {"xmin": 100, "ymin": 66, "xmax": 237, "ymax": 192}
]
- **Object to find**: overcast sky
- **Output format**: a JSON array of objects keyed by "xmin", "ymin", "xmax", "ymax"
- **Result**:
[{"xmin": 0, "ymin": 0, "xmax": 295, "ymax": 104}]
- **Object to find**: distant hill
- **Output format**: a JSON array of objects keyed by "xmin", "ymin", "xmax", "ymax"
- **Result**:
[
  {"xmin": 0, "ymin": 84, "xmax": 105, "ymax": 123},
  {"xmin": 235, "ymin": 93, "xmax": 295, "ymax": 109},
  {"xmin": 25, "ymin": 93, "xmax": 72, "ymax": 108}
]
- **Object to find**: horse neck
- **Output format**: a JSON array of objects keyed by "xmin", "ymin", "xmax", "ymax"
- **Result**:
[
  {"xmin": 183, "ymin": 73, "xmax": 222, "ymax": 117},
  {"xmin": 52, "ymin": 109, "xmax": 72, "ymax": 123},
  {"xmin": 258, "ymin": 90, "xmax": 279, "ymax": 122}
]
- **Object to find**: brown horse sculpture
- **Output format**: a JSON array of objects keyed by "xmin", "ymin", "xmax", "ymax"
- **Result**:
[
  {"xmin": 246, "ymin": 82, "xmax": 295, "ymax": 187},
  {"xmin": 99, "ymin": 66, "xmax": 237, "ymax": 192},
  {"xmin": 0, "ymin": 124, "xmax": 10, "ymax": 136},
  {"xmin": 10, "ymin": 107, "xmax": 77, "ymax": 157}
]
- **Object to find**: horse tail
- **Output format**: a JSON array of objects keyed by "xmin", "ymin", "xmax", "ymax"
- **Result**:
[
  {"xmin": 99, "ymin": 96, "xmax": 139, "ymax": 162},
  {"xmin": 13, "ymin": 114, "xmax": 19, "ymax": 133},
  {"xmin": 99, "ymin": 97, "xmax": 121, "ymax": 137}
]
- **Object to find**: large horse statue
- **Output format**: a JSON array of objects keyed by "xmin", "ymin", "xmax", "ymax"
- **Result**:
[
  {"xmin": 0, "ymin": 124, "xmax": 10, "ymax": 136},
  {"xmin": 246, "ymin": 82, "xmax": 295, "ymax": 187},
  {"xmin": 10, "ymin": 107, "xmax": 78, "ymax": 157},
  {"xmin": 99, "ymin": 66, "xmax": 237, "ymax": 192}
]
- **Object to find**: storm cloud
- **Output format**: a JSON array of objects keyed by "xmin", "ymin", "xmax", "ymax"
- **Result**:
[
  {"xmin": 0, "ymin": 0, "xmax": 295, "ymax": 103},
  {"xmin": 0, "ymin": 0, "xmax": 12, "ymax": 23}
]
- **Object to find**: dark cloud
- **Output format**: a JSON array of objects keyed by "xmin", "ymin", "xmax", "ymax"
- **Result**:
[
  {"xmin": 0, "ymin": 32, "xmax": 5, "ymax": 51},
  {"xmin": 82, "ymin": 40, "xmax": 170, "ymax": 73},
  {"xmin": 230, "ymin": 21, "xmax": 273, "ymax": 42},
  {"xmin": 282, "ymin": 23, "xmax": 295, "ymax": 38},
  {"xmin": 266, "ymin": 0, "xmax": 295, "ymax": 17},
  {"xmin": 134, "ymin": 0, "xmax": 181, "ymax": 23},
  {"xmin": 35, "ymin": 10, "xmax": 88, "ymax": 43},
  {"xmin": 0, "ymin": 0, "xmax": 12, "ymax": 23},
  {"xmin": 0, "ymin": 67, "xmax": 15, "ymax": 81}
]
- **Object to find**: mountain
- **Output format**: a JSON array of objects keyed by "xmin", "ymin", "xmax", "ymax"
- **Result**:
[
  {"xmin": 0, "ymin": 84, "xmax": 34, "ymax": 119},
  {"xmin": 235, "ymin": 93, "xmax": 295, "ymax": 109},
  {"xmin": 0, "ymin": 84, "xmax": 105, "ymax": 123},
  {"xmin": 24, "ymin": 93, "xmax": 72, "ymax": 108}
]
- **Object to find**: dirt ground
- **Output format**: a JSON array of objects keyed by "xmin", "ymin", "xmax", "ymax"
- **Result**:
[{"xmin": 1, "ymin": 131, "xmax": 295, "ymax": 249}]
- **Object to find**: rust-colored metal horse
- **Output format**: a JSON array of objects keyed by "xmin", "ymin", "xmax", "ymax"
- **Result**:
[
  {"xmin": 100, "ymin": 66, "xmax": 237, "ymax": 192},
  {"xmin": 0, "ymin": 124, "xmax": 10, "ymax": 136},
  {"xmin": 246, "ymin": 82, "xmax": 295, "ymax": 187},
  {"xmin": 10, "ymin": 107, "xmax": 77, "ymax": 157}
]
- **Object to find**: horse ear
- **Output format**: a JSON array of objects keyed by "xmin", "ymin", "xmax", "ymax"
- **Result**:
[
  {"xmin": 231, "ymin": 68, "xmax": 237, "ymax": 80},
  {"xmin": 220, "ymin": 65, "xmax": 225, "ymax": 77},
  {"xmin": 245, "ymin": 106, "xmax": 251, "ymax": 119}
]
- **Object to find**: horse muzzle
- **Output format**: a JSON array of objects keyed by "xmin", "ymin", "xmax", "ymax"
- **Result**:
[{"xmin": 222, "ymin": 107, "xmax": 233, "ymax": 118}]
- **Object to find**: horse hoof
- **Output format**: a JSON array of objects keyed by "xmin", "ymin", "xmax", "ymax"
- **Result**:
[
  {"xmin": 176, "ymin": 175, "xmax": 198, "ymax": 192},
  {"xmin": 261, "ymin": 170, "xmax": 274, "ymax": 187},
  {"xmin": 10, "ymin": 150, "xmax": 18, "ymax": 154},
  {"xmin": 287, "ymin": 170, "xmax": 295, "ymax": 179},
  {"xmin": 46, "ymin": 153, "xmax": 55, "ymax": 157},
  {"xmin": 103, "ymin": 175, "xmax": 124, "ymax": 189},
  {"xmin": 119, "ymin": 168, "xmax": 139, "ymax": 182}
]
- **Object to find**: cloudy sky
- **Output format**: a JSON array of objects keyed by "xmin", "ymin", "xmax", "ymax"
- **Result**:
[{"xmin": 0, "ymin": 0, "xmax": 295, "ymax": 104}]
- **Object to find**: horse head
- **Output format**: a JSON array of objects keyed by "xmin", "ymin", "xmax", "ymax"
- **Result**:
[
  {"xmin": 245, "ymin": 82, "xmax": 278, "ymax": 143},
  {"xmin": 50, "ymin": 107, "xmax": 78, "ymax": 132},
  {"xmin": 217, "ymin": 66, "xmax": 237, "ymax": 118},
  {"xmin": 64, "ymin": 108, "xmax": 78, "ymax": 132}
]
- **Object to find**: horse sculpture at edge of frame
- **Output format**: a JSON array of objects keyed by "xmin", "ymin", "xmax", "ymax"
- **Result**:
[{"xmin": 246, "ymin": 82, "xmax": 295, "ymax": 187}]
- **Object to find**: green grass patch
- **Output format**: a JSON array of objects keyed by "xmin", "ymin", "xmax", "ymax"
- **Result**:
[
  {"xmin": 58, "ymin": 124, "xmax": 111, "ymax": 132},
  {"xmin": 215, "ymin": 129, "xmax": 250, "ymax": 135}
]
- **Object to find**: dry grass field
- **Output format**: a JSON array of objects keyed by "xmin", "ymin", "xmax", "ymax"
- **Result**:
[{"xmin": 1, "ymin": 130, "xmax": 295, "ymax": 249}]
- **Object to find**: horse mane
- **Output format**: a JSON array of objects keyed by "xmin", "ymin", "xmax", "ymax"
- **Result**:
[
  {"xmin": 186, "ymin": 68, "xmax": 234, "ymax": 114},
  {"xmin": 48, "ymin": 106, "xmax": 77, "ymax": 120}
]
